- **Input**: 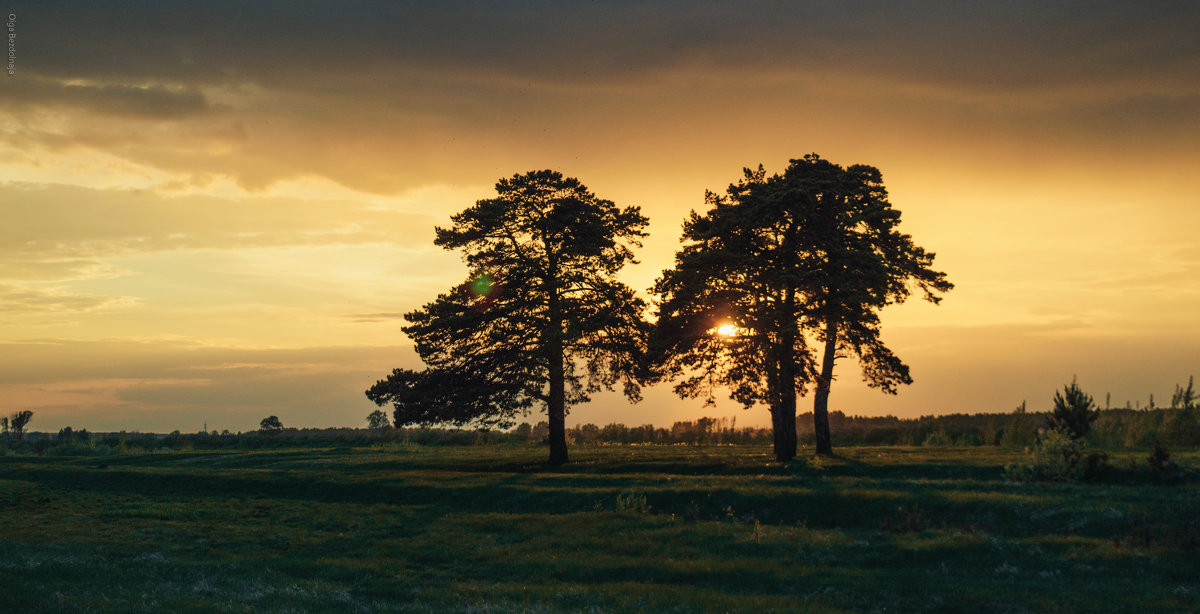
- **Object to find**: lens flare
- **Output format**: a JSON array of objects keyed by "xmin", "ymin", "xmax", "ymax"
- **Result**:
[
  {"xmin": 464, "ymin": 270, "xmax": 503, "ymax": 312},
  {"xmin": 717, "ymin": 324, "xmax": 736, "ymax": 336},
  {"xmin": 470, "ymin": 273, "xmax": 495, "ymax": 297}
]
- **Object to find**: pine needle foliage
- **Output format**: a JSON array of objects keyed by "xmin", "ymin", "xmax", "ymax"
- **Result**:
[{"xmin": 367, "ymin": 170, "xmax": 649, "ymax": 464}]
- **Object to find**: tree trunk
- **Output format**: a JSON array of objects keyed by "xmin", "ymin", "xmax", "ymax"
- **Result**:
[
  {"xmin": 547, "ymin": 353, "xmax": 568, "ymax": 464},
  {"xmin": 770, "ymin": 404, "xmax": 797, "ymax": 462},
  {"xmin": 769, "ymin": 403, "xmax": 786, "ymax": 462},
  {"xmin": 813, "ymin": 316, "xmax": 837, "ymax": 455},
  {"xmin": 769, "ymin": 404, "xmax": 781, "ymax": 453},
  {"xmin": 774, "ymin": 333, "xmax": 799, "ymax": 462},
  {"xmin": 546, "ymin": 270, "xmax": 569, "ymax": 465},
  {"xmin": 546, "ymin": 331, "xmax": 568, "ymax": 464},
  {"xmin": 779, "ymin": 383, "xmax": 798, "ymax": 462}
]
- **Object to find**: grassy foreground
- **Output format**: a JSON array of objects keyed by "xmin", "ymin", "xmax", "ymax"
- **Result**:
[{"xmin": 1, "ymin": 444, "xmax": 1198, "ymax": 613}]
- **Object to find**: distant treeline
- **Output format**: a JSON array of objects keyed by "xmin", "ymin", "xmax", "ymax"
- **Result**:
[
  {"xmin": 5, "ymin": 405, "xmax": 1197, "ymax": 457},
  {"xmin": 544, "ymin": 406, "xmax": 1198, "ymax": 449}
]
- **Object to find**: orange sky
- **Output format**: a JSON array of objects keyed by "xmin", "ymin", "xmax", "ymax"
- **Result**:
[{"xmin": 2, "ymin": 2, "xmax": 1199, "ymax": 432}]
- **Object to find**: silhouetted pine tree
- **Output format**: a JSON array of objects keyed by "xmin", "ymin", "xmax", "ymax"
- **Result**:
[
  {"xmin": 649, "ymin": 155, "xmax": 951, "ymax": 459},
  {"xmin": 368, "ymin": 171, "xmax": 649, "ymax": 464},
  {"xmin": 1047, "ymin": 378, "xmax": 1099, "ymax": 440}
]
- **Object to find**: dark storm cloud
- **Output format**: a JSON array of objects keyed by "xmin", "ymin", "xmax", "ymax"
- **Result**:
[
  {"xmin": 4, "ymin": 1, "xmax": 1197, "ymax": 194},
  {"xmin": 13, "ymin": 1, "xmax": 1200, "ymax": 93}
]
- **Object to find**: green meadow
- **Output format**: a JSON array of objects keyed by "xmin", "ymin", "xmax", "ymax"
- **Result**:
[{"xmin": 2, "ymin": 444, "xmax": 1198, "ymax": 613}]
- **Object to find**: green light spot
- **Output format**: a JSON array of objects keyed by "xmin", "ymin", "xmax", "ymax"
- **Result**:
[{"xmin": 471, "ymin": 274, "xmax": 494, "ymax": 296}]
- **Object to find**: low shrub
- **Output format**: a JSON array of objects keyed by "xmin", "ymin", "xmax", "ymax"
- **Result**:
[
  {"xmin": 1147, "ymin": 440, "xmax": 1183, "ymax": 484},
  {"xmin": 1004, "ymin": 428, "xmax": 1109, "ymax": 482}
]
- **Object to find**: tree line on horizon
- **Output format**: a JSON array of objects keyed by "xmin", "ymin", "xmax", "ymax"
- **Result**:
[
  {"xmin": 365, "ymin": 154, "xmax": 955, "ymax": 464},
  {"xmin": 6, "ymin": 376, "xmax": 1194, "ymax": 462},
  {"xmin": 11, "ymin": 392, "xmax": 1196, "ymax": 458}
]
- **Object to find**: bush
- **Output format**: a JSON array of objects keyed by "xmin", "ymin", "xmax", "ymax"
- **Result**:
[
  {"xmin": 1004, "ymin": 428, "xmax": 1109, "ymax": 482},
  {"xmin": 1167, "ymin": 405, "xmax": 1200, "ymax": 448},
  {"xmin": 49, "ymin": 441, "xmax": 101, "ymax": 457},
  {"xmin": 366, "ymin": 410, "xmax": 391, "ymax": 430},
  {"xmin": 1148, "ymin": 440, "xmax": 1183, "ymax": 484},
  {"xmin": 922, "ymin": 429, "xmax": 950, "ymax": 446},
  {"xmin": 1000, "ymin": 401, "xmax": 1037, "ymax": 447}
]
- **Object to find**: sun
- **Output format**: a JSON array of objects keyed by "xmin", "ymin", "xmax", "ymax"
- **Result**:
[{"xmin": 716, "ymin": 323, "xmax": 736, "ymax": 336}]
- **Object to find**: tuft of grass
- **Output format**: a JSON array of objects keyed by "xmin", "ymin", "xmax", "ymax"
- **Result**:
[{"xmin": 613, "ymin": 490, "xmax": 649, "ymax": 515}]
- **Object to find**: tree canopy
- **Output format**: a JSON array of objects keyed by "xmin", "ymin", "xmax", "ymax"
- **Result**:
[
  {"xmin": 366, "ymin": 409, "xmax": 391, "ymax": 430},
  {"xmin": 2, "ymin": 410, "xmax": 33, "ymax": 444},
  {"xmin": 649, "ymin": 165, "xmax": 814, "ymax": 461},
  {"xmin": 259, "ymin": 415, "xmax": 284, "ymax": 433},
  {"xmin": 367, "ymin": 170, "xmax": 649, "ymax": 464},
  {"xmin": 650, "ymin": 154, "xmax": 952, "ymax": 459}
]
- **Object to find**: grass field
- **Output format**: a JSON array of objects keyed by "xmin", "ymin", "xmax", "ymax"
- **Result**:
[{"xmin": 2, "ymin": 444, "xmax": 1198, "ymax": 613}]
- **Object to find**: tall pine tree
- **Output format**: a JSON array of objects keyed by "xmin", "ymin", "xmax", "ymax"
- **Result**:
[
  {"xmin": 651, "ymin": 155, "xmax": 951, "ymax": 459},
  {"xmin": 367, "ymin": 170, "xmax": 649, "ymax": 464},
  {"xmin": 649, "ymin": 165, "xmax": 814, "ymax": 462},
  {"xmin": 789, "ymin": 155, "xmax": 952, "ymax": 454}
]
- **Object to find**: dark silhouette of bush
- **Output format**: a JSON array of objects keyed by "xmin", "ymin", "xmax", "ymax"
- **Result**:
[
  {"xmin": 1004, "ymin": 428, "xmax": 1110, "ymax": 483},
  {"xmin": 1000, "ymin": 401, "xmax": 1037, "ymax": 447},
  {"xmin": 366, "ymin": 410, "xmax": 391, "ymax": 430},
  {"xmin": 1148, "ymin": 440, "xmax": 1183, "ymax": 484},
  {"xmin": 259, "ymin": 416, "xmax": 284, "ymax": 434},
  {"xmin": 57, "ymin": 426, "xmax": 76, "ymax": 443}
]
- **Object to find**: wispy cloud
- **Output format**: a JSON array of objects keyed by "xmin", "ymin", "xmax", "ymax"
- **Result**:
[
  {"xmin": 0, "ymin": 283, "xmax": 133, "ymax": 316},
  {"xmin": 0, "ymin": 182, "xmax": 440, "ymax": 265},
  {"xmin": 344, "ymin": 313, "xmax": 409, "ymax": 323}
]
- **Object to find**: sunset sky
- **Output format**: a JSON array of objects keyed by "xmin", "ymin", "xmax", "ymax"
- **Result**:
[{"xmin": 3, "ymin": 2, "xmax": 1198, "ymax": 433}]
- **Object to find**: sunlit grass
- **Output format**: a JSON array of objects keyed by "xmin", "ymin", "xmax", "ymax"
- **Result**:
[{"xmin": 2, "ymin": 444, "xmax": 1198, "ymax": 613}]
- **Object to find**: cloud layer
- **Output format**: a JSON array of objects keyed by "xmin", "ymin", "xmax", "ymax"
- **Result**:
[
  {"xmin": 6, "ymin": 1, "xmax": 1199, "ymax": 192},
  {"xmin": 2, "ymin": 2, "xmax": 1198, "ymax": 431}
]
